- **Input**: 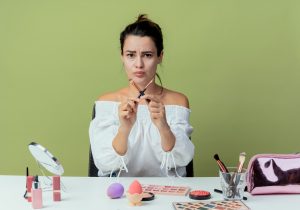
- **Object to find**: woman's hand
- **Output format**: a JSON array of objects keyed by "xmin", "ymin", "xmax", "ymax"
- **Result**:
[
  {"xmin": 140, "ymin": 95, "xmax": 168, "ymax": 130},
  {"xmin": 140, "ymin": 95, "xmax": 175, "ymax": 151},
  {"xmin": 113, "ymin": 98, "xmax": 139, "ymax": 156},
  {"xmin": 118, "ymin": 98, "xmax": 139, "ymax": 131}
]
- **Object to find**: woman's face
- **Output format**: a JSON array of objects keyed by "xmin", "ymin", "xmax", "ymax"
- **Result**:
[{"xmin": 121, "ymin": 35, "xmax": 163, "ymax": 86}]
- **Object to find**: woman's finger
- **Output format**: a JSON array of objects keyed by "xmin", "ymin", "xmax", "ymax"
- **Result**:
[
  {"xmin": 120, "ymin": 110, "xmax": 129, "ymax": 117},
  {"xmin": 151, "ymin": 112, "xmax": 163, "ymax": 119},
  {"xmin": 148, "ymin": 101, "xmax": 160, "ymax": 108},
  {"xmin": 127, "ymin": 100, "xmax": 136, "ymax": 108},
  {"xmin": 149, "ymin": 107, "xmax": 161, "ymax": 113},
  {"xmin": 127, "ymin": 100, "xmax": 138, "ymax": 113},
  {"xmin": 140, "ymin": 95, "xmax": 159, "ymax": 103},
  {"xmin": 127, "ymin": 97, "xmax": 140, "ymax": 104}
]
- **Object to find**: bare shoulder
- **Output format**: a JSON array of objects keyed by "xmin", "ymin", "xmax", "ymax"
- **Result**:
[
  {"xmin": 97, "ymin": 88, "xmax": 128, "ymax": 102},
  {"xmin": 163, "ymin": 88, "xmax": 190, "ymax": 108}
]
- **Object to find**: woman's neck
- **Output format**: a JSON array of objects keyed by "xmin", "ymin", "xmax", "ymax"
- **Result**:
[{"xmin": 128, "ymin": 80, "xmax": 162, "ymax": 98}]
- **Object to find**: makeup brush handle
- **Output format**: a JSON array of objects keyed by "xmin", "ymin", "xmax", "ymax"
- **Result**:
[{"xmin": 214, "ymin": 189, "xmax": 247, "ymax": 201}]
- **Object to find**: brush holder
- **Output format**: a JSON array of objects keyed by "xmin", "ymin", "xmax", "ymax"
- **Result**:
[{"xmin": 219, "ymin": 167, "xmax": 247, "ymax": 200}]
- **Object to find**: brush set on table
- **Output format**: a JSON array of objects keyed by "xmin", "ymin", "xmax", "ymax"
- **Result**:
[{"xmin": 214, "ymin": 152, "xmax": 247, "ymax": 200}]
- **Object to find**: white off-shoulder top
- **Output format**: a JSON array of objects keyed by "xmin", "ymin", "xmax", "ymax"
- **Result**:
[{"xmin": 89, "ymin": 101, "xmax": 194, "ymax": 177}]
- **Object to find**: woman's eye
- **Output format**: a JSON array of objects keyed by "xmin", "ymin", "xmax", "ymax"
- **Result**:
[
  {"xmin": 144, "ymin": 53, "xmax": 153, "ymax": 58},
  {"xmin": 126, "ymin": 53, "xmax": 135, "ymax": 58}
]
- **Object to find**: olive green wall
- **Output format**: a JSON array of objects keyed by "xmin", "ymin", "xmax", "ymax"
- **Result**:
[{"xmin": 1, "ymin": 0, "xmax": 299, "ymax": 177}]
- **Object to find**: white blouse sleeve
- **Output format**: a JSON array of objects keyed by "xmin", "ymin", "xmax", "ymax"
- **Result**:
[
  {"xmin": 165, "ymin": 106, "xmax": 194, "ymax": 168},
  {"xmin": 88, "ymin": 101, "xmax": 128, "ymax": 176}
]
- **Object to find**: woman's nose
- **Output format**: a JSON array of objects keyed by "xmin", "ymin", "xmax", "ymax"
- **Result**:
[{"xmin": 135, "ymin": 56, "xmax": 144, "ymax": 68}]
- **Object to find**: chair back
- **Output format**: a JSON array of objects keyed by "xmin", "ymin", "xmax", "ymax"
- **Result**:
[{"xmin": 88, "ymin": 105, "xmax": 98, "ymax": 177}]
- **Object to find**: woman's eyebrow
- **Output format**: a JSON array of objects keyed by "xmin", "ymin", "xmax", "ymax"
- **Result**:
[
  {"xmin": 124, "ymin": 50, "xmax": 154, "ymax": 54},
  {"xmin": 125, "ymin": 50, "xmax": 136, "ymax": 53}
]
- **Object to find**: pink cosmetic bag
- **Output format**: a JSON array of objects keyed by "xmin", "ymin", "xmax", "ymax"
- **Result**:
[{"xmin": 246, "ymin": 153, "xmax": 300, "ymax": 195}]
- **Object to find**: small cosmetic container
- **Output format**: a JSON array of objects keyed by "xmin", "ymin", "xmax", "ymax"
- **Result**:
[
  {"xmin": 26, "ymin": 176, "xmax": 34, "ymax": 202},
  {"xmin": 32, "ymin": 176, "xmax": 43, "ymax": 209},
  {"xmin": 189, "ymin": 190, "xmax": 211, "ymax": 200},
  {"xmin": 53, "ymin": 176, "xmax": 61, "ymax": 201}
]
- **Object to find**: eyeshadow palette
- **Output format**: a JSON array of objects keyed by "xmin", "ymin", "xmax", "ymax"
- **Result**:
[
  {"xmin": 173, "ymin": 200, "xmax": 250, "ymax": 210},
  {"xmin": 141, "ymin": 184, "xmax": 190, "ymax": 196}
]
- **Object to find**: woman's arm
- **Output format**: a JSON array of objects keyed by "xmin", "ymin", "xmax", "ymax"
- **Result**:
[{"xmin": 112, "ymin": 98, "xmax": 139, "ymax": 155}]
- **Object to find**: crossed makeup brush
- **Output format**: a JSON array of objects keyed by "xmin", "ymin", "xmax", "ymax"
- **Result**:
[{"xmin": 130, "ymin": 78, "xmax": 154, "ymax": 99}]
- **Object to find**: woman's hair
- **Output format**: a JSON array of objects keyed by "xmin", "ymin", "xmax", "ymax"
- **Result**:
[
  {"xmin": 120, "ymin": 14, "xmax": 163, "ymax": 56},
  {"xmin": 120, "ymin": 14, "xmax": 164, "ymax": 89}
]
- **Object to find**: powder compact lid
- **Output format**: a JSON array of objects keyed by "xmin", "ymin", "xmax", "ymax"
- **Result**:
[
  {"xmin": 189, "ymin": 190, "xmax": 211, "ymax": 200},
  {"xmin": 142, "ymin": 192, "xmax": 155, "ymax": 201}
]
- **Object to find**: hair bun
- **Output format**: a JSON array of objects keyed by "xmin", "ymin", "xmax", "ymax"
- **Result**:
[{"xmin": 136, "ymin": 14, "xmax": 149, "ymax": 22}]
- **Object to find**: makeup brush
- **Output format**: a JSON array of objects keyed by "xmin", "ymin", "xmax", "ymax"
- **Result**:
[
  {"xmin": 130, "ymin": 78, "xmax": 154, "ymax": 99},
  {"xmin": 23, "ymin": 167, "xmax": 29, "ymax": 198},
  {"xmin": 214, "ymin": 189, "xmax": 247, "ymax": 200},
  {"xmin": 237, "ymin": 152, "xmax": 246, "ymax": 173},
  {"xmin": 230, "ymin": 152, "xmax": 246, "ymax": 183},
  {"xmin": 213, "ymin": 154, "xmax": 229, "ymax": 173},
  {"xmin": 143, "ymin": 78, "xmax": 154, "ymax": 90},
  {"xmin": 230, "ymin": 152, "xmax": 246, "ymax": 199}
]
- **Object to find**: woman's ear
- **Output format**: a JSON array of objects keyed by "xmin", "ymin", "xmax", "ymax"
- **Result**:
[
  {"xmin": 120, "ymin": 54, "xmax": 124, "ymax": 64},
  {"xmin": 158, "ymin": 51, "xmax": 164, "ymax": 64}
]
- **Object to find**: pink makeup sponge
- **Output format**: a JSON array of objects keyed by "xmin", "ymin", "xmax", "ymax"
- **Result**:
[
  {"xmin": 128, "ymin": 180, "xmax": 143, "ymax": 194},
  {"xmin": 107, "ymin": 183, "xmax": 124, "ymax": 199}
]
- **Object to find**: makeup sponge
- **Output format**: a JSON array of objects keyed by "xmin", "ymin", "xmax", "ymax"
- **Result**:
[
  {"xmin": 107, "ymin": 183, "xmax": 124, "ymax": 199},
  {"xmin": 128, "ymin": 180, "xmax": 143, "ymax": 194}
]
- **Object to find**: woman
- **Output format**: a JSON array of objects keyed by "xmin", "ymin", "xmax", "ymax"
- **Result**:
[{"xmin": 89, "ymin": 14, "xmax": 194, "ymax": 177}]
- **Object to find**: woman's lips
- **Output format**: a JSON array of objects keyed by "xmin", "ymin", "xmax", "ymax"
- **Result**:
[{"xmin": 134, "ymin": 71, "xmax": 145, "ymax": 78}]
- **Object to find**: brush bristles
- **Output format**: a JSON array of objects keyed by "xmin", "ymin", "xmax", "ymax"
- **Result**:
[
  {"xmin": 239, "ymin": 153, "xmax": 246, "ymax": 163},
  {"xmin": 213, "ymin": 154, "xmax": 220, "ymax": 161},
  {"xmin": 240, "ymin": 152, "xmax": 246, "ymax": 157},
  {"xmin": 144, "ymin": 78, "xmax": 154, "ymax": 89},
  {"xmin": 213, "ymin": 154, "xmax": 229, "ymax": 173},
  {"xmin": 237, "ymin": 152, "xmax": 246, "ymax": 173}
]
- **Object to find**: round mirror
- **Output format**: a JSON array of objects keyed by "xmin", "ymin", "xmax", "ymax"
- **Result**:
[{"xmin": 28, "ymin": 142, "xmax": 64, "ymax": 175}]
